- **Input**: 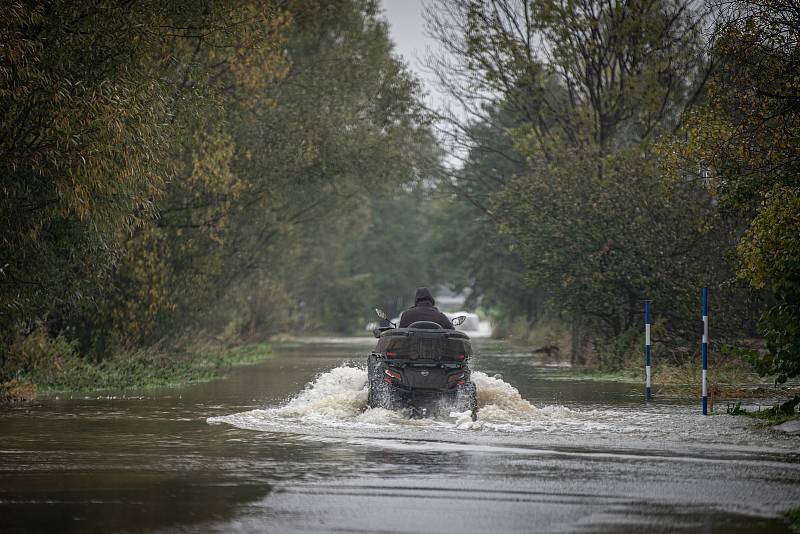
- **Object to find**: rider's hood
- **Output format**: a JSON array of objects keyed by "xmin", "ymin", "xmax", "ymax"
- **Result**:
[{"xmin": 414, "ymin": 287, "xmax": 435, "ymax": 306}]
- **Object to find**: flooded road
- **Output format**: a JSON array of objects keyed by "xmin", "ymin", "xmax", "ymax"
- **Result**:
[{"xmin": 1, "ymin": 338, "xmax": 798, "ymax": 533}]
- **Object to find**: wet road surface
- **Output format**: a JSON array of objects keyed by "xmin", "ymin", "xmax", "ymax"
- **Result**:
[{"xmin": 1, "ymin": 338, "xmax": 798, "ymax": 533}]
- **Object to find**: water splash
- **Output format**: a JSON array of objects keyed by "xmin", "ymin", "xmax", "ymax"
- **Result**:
[
  {"xmin": 207, "ymin": 363, "xmax": 594, "ymax": 434},
  {"xmin": 207, "ymin": 363, "xmax": 800, "ymax": 459},
  {"xmin": 279, "ymin": 365, "xmax": 368, "ymax": 420},
  {"xmin": 472, "ymin": 372, "xmax": 539, "ymax": 420}
]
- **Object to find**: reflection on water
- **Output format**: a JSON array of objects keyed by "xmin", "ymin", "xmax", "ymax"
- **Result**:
[{"xmin": 1, "ymin": 337, "xmax": 798, "ymax": 533}]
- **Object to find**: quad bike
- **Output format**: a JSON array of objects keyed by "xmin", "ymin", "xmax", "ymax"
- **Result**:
[{"xmin": 367, "ymin": 309, "xmax": 478, "ymax": 420}]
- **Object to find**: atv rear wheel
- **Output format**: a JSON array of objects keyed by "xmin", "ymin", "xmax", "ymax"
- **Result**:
[
  {"xmin": 366, "ymin": 353, "xmax": 381, "ymax": 408},
  {"xmin": 367, "ymin": 353, "xmax": 403, "ymax": 410},
  {"xmin": 459, "ymin": 381, "xmax": 478, "ymax": 421}
]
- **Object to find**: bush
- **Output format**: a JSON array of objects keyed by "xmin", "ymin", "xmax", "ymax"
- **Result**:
[
  {"xmin": 2, "ymin": 330, "xmax": 102, "ymax": 390},
  {"xmin": 0, "ymin": 379, "xmax": 36, "ymax": 403},
  {"xmin": 1, "ymin": 329, "xmax": 274, "ymax": 397},
  {"xmin": 594, "ymin": 328, "xmax": 642, "ymax": 372}
]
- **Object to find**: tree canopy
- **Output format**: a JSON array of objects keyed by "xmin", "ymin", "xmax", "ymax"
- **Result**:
[
  {"xmin": 664, "ymin": 0, "xmax": 800, "ymax": 382},
  {"xmin": 424, "ymin": 0, "xmax": 767, "ymax": 366},
  {"xmin": 1, "ymin": 0, "xmax": 436, "ymax": 372},
  {"xmin": 2, "ymin": 0, "xmax": 797, "ymax": 385}
]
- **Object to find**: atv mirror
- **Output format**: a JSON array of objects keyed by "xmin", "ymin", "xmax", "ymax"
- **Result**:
[
  {"xmin": 451, "ymin": 315, "xmax": 467, "ymax": 326},
  {"xmin": 375, "ymin": 308, "xmax": 388, "ymax": 320}
]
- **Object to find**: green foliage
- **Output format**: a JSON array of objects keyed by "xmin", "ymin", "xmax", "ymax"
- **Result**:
[
  {"xmin": 345, "ymin": 190, "xmax": 438, "ymax": 319},
  {"xmin": 739, "ymin": 186, "xmax": 800, "ymax": 294},
  {"xmin": 749, "ymin": 303, "xmax": 800, "ymax": 384},
  {"xmin": 726, "ymin": 401, "xmax": 747, "ymax": 416},
  {"xmin": 77, "ymin": 1, "xmax": 292, "ymax": 347},
  {"xmin": 427, "ymin": 0, "xmax": 759, "ymax": 364},
  {"xmin": 217, "ymin": 0, "xmax": 433, "ymax": 336},
  {"xmin": 725, "ymin": 396, "xmax": 800, "ymax": 426},
  {"xmin": 0, "ymin": 0, "xmax": 436, "ymax": 383},
  {"xmin": 435, "ymin": 118, "xmax": 547, "ymax": 325},
  {"xmin": 434, "ymin": 196, "xmax": 543, "ymax": 321},
  {"xmin": 55, "ymin": 0, "xmax": 428, "ymax": 345},
  {"xmin": 497, "ymin": 144, "xmax": 743, "ymax": 338},
  {"xmin": 0, "ymin": 1, "xmax": 178, "ymax": 336},
  {"xmin": 0, "ymin": 0, "xmax": 292, "ymax": 348},
  {"xmin": 786, "ymin": 506, "xmax": 800, "ymax": 533},
  {"xmin": 2, "ymin": 328, "xmax": 274, "ymax": 393},
  {"xmin": 666, "ymin": 0, "xmax": 800, "ymax": 381},
  {"xmin": 594, "ymin": 328, "xmax": 643, "ymax": 373},
  {"xmin": 2, "ymin": 330, "xmax": 98, "ymax": 389},
  {"xmin": 738, "ymin": 187, "xmax": 800, "ymax": 383},
  {"xmin": 494, "ymin": 0, "xmax": 720, "ymax": 339}
]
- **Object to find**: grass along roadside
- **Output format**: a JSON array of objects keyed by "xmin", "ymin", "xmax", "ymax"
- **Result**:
[
  {"xmin": 538, "ymin": 360, "xmax": 800, "ymax": 401},
  {"xmin": 786, "ymin": 506, "xmax": 800, "ymax": 533},
  {"xmin": 506, "ymin": 319, "xmax": 796, "ymax": 398},
  {"xmin": 1, "ymin": 333, "xmax": 274, "ymax": 403},
  {"xmin": 544, "ymin": 359, "xmax": 768, "ymax": 385},
  {"xmin": 726, "ymin": 396, "xmax": 800, "ymax": 426}
]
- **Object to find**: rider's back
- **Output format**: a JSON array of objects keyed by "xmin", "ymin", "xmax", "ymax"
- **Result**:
[{"xmin": 399, "ymin": 287, "xmax": 453, "ymax": 329}]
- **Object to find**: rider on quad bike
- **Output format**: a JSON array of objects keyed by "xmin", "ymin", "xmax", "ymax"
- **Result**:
[
  {"xmin": 367, "ymin": 288, "xmax": 478, "ymax": 420},
  {"xmin": 398, "ymin": 287, "xmax": 454, "ymax": 329}
]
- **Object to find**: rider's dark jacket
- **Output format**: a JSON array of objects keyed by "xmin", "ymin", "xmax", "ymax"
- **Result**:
[{"xmin": 399, "ymin": 287, "xmax": 454, "ymax": 329}]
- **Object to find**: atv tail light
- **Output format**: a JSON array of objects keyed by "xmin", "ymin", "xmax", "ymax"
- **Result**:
[
  {"xmin": 386, "ymin": 351, "xmax": 397, "ymax": 358},
  {"xmin": 456, "ymin": 354, "xmax": 465, "ymax": 361},
  {"xmin": 384, "ymin": 369, "xmax": 402, "ymax": 380},
  {"xmin": 448, "ymin": 373, "xmax": 466, "ymax": 383},
  {"xmin": 457, "ymin": 380, "xmax": 466, "ymax": 386}
]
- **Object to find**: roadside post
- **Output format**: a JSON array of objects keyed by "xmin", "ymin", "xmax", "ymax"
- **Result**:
[
  {"xmin": 702, "ymin": 287, "xmax": 709, "ymax": 415},
  {"xmin": 645, "ymin": 301, "xmax": 652, "ymax": 402}
]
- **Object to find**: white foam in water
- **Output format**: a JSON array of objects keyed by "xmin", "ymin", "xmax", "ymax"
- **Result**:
[
  {"xmin": 208, "ymin": 364, "xmax": 598, "ymax": 434},
  {"xmin": 213, "ymin": 365, "xmax": 606, "ymax": 434},
  {"xmin": 207, "ymin": 364, "xmax": 799, "ymax": 454},
  {"xmin": 280, "ymin": 365, "xmax": 368, "ymax": 420}
]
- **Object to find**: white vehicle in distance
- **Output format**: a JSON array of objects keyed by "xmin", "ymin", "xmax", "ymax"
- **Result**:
[{"xmin": 447, "ymin": 311, "xmax": 492, "ymax": 337}]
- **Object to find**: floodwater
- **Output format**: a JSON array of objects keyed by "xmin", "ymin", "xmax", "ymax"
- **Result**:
[{"xmin": 1, "ymin": 338, "xmax": 798, "ymax": 533}]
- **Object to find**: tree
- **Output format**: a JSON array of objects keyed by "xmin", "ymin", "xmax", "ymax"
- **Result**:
[
  {"xmin": 0, "ymin": 1, "xmax": 269, "ymax": 348},
  {"xmin": 426, "ymin": 0, "xmax": 762, "ymax": 362},
  {"xmin": 667, "ymin": 0, "xmax": 800, "ymax": 382},
  {"xmin": 345, "ymin": 188, "xmax": 439, "ymax": 321},
  {"xmin": 84, "ymin": 0, "xmax": 434, "ymax": 345},
  {"xmin": 428, "ymin": 108, "xmax": 548, "ymax": 329},
  {"xmin": 87, "ymin": 1, "xmax": 291, "ymax": 347}
]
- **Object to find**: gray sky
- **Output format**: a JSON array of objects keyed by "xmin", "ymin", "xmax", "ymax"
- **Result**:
[
  {"xmin": 380, "ymin": 0, "xmax": 469, "ymax": 166},
  {"xmin": 379, "ymin": 0, "xmax": 451, "ymax": 111}
]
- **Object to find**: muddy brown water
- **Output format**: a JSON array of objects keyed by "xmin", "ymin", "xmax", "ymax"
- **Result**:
[{"xmin": 1, "ymin": 337, "xmax": 798, "ymax": 533}]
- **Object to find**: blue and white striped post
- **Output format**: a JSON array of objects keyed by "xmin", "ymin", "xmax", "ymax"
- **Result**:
[
  {"xmin": 645, "ymin": 301, "xmax": 651, "ymax": 401},
  {"xmin": 701, "ymin": 287, "xmax": 709, "ymax": 415}
]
